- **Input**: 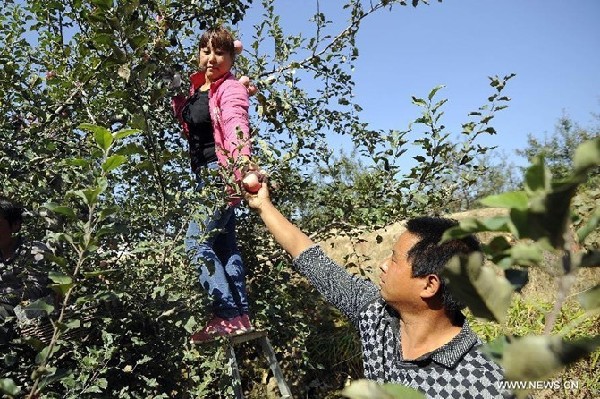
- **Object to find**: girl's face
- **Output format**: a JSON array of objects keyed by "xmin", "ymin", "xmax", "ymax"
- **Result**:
[{"xmin": 199, "ymin": 40, "xmax": 233, "ymax": 83}]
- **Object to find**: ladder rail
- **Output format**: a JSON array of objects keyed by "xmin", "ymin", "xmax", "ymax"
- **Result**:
[
  {"xmin": 258, "ymin": 335, "xmax": 293, "ymax": 398},
  {"xmin": 226, "ymin": 343, "xmax": 244, "ymax": 399},
  {"xmin": 203, "ymin": 330, "xmax": 292, "ymax": 398}
]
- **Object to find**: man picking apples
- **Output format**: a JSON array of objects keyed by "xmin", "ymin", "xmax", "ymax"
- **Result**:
[{"xmin": 242, "ymin": 173, "xmax": 512, "ymax": 398}]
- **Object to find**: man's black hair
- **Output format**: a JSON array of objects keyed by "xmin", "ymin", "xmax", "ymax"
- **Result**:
[
  {"xmin": 0, "ymin": 196, "xmax": 24, "ymax": 226},
  {"xmin": 406, "ymin": 216, "xmax": 481, "ymax": 312}
]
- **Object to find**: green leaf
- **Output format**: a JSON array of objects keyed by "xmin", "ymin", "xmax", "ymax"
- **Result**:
[
  {"xmin": 78, "ymin": 123, "xmax": 108, "ymax": 137},
  {"xmin": 130, "ymin": 34, "xmax": 149, "ymax": 50},
  {"xmin": 476, "ymin": 215, "xmax": 511, "ymax": 231},
  {"xmin": 508, "ymin": 180, "xmax": 579, "ymax": 248},
  {"xmin": 91, "ymin": 0, "xmax": 113, "ymax": 11},
  {"xmin": 184, "ymin": 316, "xmax": 197, "ymax": 333},
  {"xmin": 427, "ymin": 84, "xmax": 445, "ymax": 100},
  {"xmin": 48, "ymin": 271, "xmax": 74, "ymax": 295},
  {"xmin": 43, "ymin": 203, "xmax": 77, "ymax": 219},
  {"xmin": 87, "ymin": 10, "xmax": 107, "ymax": 23},
  {"xmin": 96, "ymin": 225, "xmax": 118, "ymax": 239},
  {"xmin": 500, "ymin": 335, "xmax": 600, "ymax": 382},
  {"xmin": 524, "ymin": 156, "xmax": 550, "ymax": 192},
  {"xmin": 73, "ymin": 186, "xmax": 103, "ymax": 205},
  {"xmin": 109, "ymin": 46, "xmax": 127, "ymax": 64},
  {"xmin": 0, "ymin": 378, "xmax": 21, "ymax": 396},
  {"xmin": 479, "ymin": 191, "xmax": 528, "ymax": 210},
  {"xmin": 36, "ymin": 367, "xmax": 71, "ymax": 390},
  {"xmin": 63, "ymin": 319, "xmax": 81, "ymax": 329},
  {"xmin": 23, "ymin": 299, "xmax": 54, "ymax": 314},
  {"xmin": 79, "ymin": 123, "xmax": 112, "ymax": 151},
  {"xmin": 113, "ymin": 128, "xmax": 140, "ymax": 140},
  {"xmin": 342, "ymin": 379, "xmax": 425, "ymax": 399},
  {"xmin": 95, "ymin": 129, "xmax": 113, "ymax": 151},
  {"xmin": 413, "ymin": 115, "xmax": 431, "ymax": 124},
  {"xmin": 65, "ymin": 158, "xmax": 90, "ymax": 168},
  {"xmin": 99, "ymin": 205, "xmax": 119, "ymax": 221},
  {"xmin": 508, "ymin": 242, "xmax": 544, "ymax": 267},
  {"xmin": 578, "ymin": 284, "xmax": 600, "ymax": 311},
  {"xmin": 443, "ymin": 252, "xmax": 513, "ymax": 323},
  {"xmin": 45, "ymin": 253, "xmax": 68, "ymax": 268},
  {"xmin": 91, "ymin": 33, "xmax": 113, "ymax": 46},
  {"xmin": 577, "ymin": 206, "xmax": 600, "ymax": 243},
  {"xmin": 431, "ymin": 98, "xmax": 448, "ymax": 113},
  {"xmin": 102, "ymin": 154, "xmax": 126, "ymax": 172},
  {"xmin": 572, "ymin": 137, "xmax": 600, "ymax": 177},
  {"xmin": 48, "ymin": 271, "xmax": 72, "ymax": 285},
  {"xmin": 131, "ymin": 113, "xmax": 147, "ymax": 130},
  {"xmin": 462, "ymin": 122, "xmax": 474, "ymax": 134},
  {"xmin": 50, "ymin": 282, "xmax": 74, "ymax": 296},
  {"xmin": 411, "ymin": 96, "xmax": 427, "ymax": 107}
]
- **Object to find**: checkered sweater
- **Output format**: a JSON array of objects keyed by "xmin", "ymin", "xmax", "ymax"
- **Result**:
[{"xmin": 293, "ymin": 245, "xmax": 512, "ymax": 399}]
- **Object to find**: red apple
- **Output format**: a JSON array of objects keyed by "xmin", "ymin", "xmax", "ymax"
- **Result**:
[
  {"xmin": 234, "ymin": 40, "xmax": 243, "ymax": 54},
  {"xmin": 242, "ymin": 171, "xmax": 262, "ymax": 194},
  {"xmin": 239, "ymin": 75, "xmax": 250, "ymax": 86}
]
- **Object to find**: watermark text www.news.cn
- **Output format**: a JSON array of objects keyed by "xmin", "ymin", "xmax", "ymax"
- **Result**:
[{"xmin": 497, "ymin": 379, "xmax": 583, "ymax": 391}]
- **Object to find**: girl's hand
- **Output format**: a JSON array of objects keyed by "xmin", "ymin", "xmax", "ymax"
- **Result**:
[{"xmin": 238, "ymin": 75, "xmax": 258, "ymax": 96}]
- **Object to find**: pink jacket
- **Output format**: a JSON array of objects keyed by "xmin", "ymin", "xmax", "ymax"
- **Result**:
[{"xmin": 172, "ymin": 71, "xmax": 251, "ymax": 188}]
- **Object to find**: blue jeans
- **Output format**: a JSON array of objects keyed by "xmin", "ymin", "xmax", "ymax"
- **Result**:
[{"xmin": 185, "ymin": 163, "xmax": 249, "ymax": 319}]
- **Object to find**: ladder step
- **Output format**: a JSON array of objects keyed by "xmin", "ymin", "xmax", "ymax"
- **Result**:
[{"xmin": 228, "ymin": 329, "xmax": 268, "ymax": 345}]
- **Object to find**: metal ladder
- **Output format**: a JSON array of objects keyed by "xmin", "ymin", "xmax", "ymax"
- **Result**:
[{"xmin": 222, "ymin": 330, "xmax": 293, "ymax": 398}]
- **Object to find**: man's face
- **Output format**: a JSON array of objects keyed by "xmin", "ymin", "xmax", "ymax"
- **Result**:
[{"xmin": 378, "ymin": 231, "xmax": 424, "ymax": 305}]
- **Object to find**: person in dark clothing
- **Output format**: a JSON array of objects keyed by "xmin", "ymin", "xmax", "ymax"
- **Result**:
[{"xmin": 0, "ymin": 196, "xmax": 53, "ymax": 344}]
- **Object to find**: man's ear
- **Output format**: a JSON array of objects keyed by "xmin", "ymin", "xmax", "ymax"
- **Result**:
[{"xmin": 420, "ymin": 274, "xmax": 441, "ymax": 299}]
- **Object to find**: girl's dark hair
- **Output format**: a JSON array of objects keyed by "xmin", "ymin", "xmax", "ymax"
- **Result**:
[
  {"xmin": 0, "ymin": 196, "xmax": 24, "ymax": 226},
  {"xmin": 199, "ymin": 26, "xmax": 235, "ymax": 60},
  {"xmin": 406, "ymin": 216, "xmax": 481, "ymax": 312}
]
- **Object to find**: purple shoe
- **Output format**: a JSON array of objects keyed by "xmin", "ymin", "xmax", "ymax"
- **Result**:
[{"xmin": 240, "ymin": 314, "xmax": 253, "ymax": 331}]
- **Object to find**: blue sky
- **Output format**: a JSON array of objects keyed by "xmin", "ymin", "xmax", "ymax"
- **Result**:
[{"xmin": 240, "ymin": 0, "xmax": 600, "ymax": 166}]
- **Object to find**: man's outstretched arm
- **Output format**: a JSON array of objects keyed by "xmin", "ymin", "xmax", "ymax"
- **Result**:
[
  {"xmin": 244, "ymin": 175, "xmax": 380, "ymax": 323},
  {"xmin": 245, "ymin": 180, "xmax": 313, "ymax": 259}
]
